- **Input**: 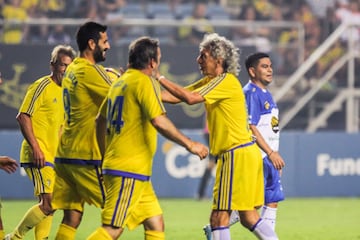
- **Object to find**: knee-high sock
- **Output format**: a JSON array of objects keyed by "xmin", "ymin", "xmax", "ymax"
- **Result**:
[
  {"xmin": 0, "ymin": 229, "xmax": 4, "ymax": 239},
  {"xmin": 12, "ymin": 205, "xmax": 47, "ymax": 239},
  {"xmin": 55, "ymin": 223, "xmax": 76, "ymax": 240},
  {"xmin": 87, "ymin": 227, "xmax": 112, "ymax": 240},
  {"xmin": 260, "ymin": 206, "xmax": 277, "ymax": 231},
  {"xmin": 251, "ymin": 218, "xmax": 278, "ymax": 240},
  {"xmin": 34, "ymin": 215, "xmax": 53, "ymax": 240},
  {"xmin": 229, "ymin": 211, "xmax": 240, "ymax": 226},
  {"xmin": 212, "ymin": 226, "xmax": 230, "ymax": 240},
  {"xmin": 145, "ymin": 230, "xmax": 165, "ymax": 240}
]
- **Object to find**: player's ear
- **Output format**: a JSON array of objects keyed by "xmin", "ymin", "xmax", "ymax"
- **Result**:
[{"xmin": 249, "ymin": 67, "xmax": 256, "ymax": 78}]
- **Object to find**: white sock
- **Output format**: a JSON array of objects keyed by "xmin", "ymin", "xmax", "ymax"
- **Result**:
[
  {"xmin": 213, "ymin": 226, "xmax": 231, "ymax": 240},
  {"xmin": 252, "ymin": 218, "xmax": 278, "ymax": 240},
  {"xmin": 229, "ymin": 211, "xmax": 240, "ymax": 226},
  {"xmin": 260, "ymin": 206, "xmax": 277, "ymax": 231}
]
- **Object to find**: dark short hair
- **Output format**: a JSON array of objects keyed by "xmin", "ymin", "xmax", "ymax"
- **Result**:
[
  {"xmin": 76, "ymin": 21, "xmax": 107, "ymax": 52},
  {"xmin": 128, "ymin": 37, "xmax": 159, "ymax": 70},
  {"xmin": 245, "ymin": 52, "xmax": 269, "ymax": 75}
]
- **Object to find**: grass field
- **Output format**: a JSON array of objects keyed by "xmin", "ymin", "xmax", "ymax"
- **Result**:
[{"xmin": 1, "ymin": 197, "xmax": 359, "ymax": 239}]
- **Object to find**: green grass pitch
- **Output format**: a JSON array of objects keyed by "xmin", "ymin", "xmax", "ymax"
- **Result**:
[{"xmin": 1, "ymin": 197, "xmax": 359, "ymax": 239}]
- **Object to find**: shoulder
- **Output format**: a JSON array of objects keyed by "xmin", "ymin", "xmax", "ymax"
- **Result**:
[{"xmin": 244, "ymin": 83, "xmax": 261, "ymax": 98}]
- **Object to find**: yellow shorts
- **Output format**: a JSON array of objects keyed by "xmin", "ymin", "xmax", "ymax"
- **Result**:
[
  {"xmin": 24, "ymin": 166, "xmax": 55, "ymax": 196},
  {"xmin": 101, "ymin": 175, "xmax": 162, "ymax": 230},
  {"xmin": 52, "ymin": 163, "xmax": 105, "ymax": 212},
  {"xmin": 212, "ymin": 143, "xmax": 264, "ymax": 211}
]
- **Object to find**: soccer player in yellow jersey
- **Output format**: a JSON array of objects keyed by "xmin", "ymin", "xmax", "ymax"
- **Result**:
[
  {"xmin": 51, "ymin": 21, "xmax": 112, "ymax": 240},
  {"xmin": 5, "ymin": 45, "xmax": 76, "ymax": 240},
  {"xmin": 87, "ymin": 37, "xmax": 208, "ymax": 240},
  {"xmin": 157, "ymin": 33, "xmax": 285, "ymax": 240}
]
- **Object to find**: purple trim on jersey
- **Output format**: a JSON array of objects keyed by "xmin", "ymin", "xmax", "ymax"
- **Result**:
[
  {"xmin": 21, "ymin": 162, "xmax": 55, "ymax": 168},
  {"xmin": 54, "ymin": 158, "xmax": 102, "ymax": 166},
  {"xmin": 103, "ymin": 169, "xmax": 150, "ymax": 181},
  {"xmin": 226, "ymin": 141, "xmax": 255, "ymax": 152}
]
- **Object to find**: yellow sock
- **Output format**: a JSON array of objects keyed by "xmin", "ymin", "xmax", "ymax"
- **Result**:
[
  {"xmin": 12, "ymin": 205, "xmax": 47, "ymax": 239},
  {"xmin": 34, "ymin": 215, "xmax": 53, "ymax": 240},
  {"xmin": 0, "ymin": 229, "xmax": 5, "ymax": 239},
  {"xmin": 145, "ymin": 230, "xmax": 165, "ymax": 240},
  {"xmin": 55, "ymin": 223, "xmax": 76, "ymax": 240},
  {"xmin": 87, "ymin": 227, "xmax": 112, "ymax": 240}
]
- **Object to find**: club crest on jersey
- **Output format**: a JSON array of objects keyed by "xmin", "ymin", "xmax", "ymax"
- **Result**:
[
  {"xmin": 264, "ymin": 101, "xmax": 270, "ymax": 110},
  {"xmin": 271, "ymin": 116, "xmax": 279, "ymax": 133}
]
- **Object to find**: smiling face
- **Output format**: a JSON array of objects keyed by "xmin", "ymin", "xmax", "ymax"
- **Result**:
[
  {"xmin": 196, "ymin": 48, "xmax": 220, "ymax": 78},
  {"xmin": 249, "ymin": 57, "xmax": 273, "ymax": 88},
  {"xmin": 93, "ymin": 31, "xmax": 110, "ymax": 63},
  {"xmin": 52, "ymin": 54, "xmax": 73, "ymax": 85}
]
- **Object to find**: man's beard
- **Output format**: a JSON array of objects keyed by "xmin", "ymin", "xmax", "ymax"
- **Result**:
[{"xmin": 94, "ymin": 45, "xmax": 106, "ymax": 63}]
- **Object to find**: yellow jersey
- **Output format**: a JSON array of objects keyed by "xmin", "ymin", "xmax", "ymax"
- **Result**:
[
  {"xmin": 19, "ymin": 76, "xmax": 63, "ymax": 164},
  {"xmin": 56, "ymin": 57, "xmax": 112, "ymax": 164},
  {"xmin": 187, "ymin": 73, "xmax": 253, "ymax": 155},
  {"xmin": 99, "ymin": 69, "xmax": 166, "ymax": 179}
]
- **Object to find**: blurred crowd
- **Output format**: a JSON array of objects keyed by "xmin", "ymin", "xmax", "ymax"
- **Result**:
[{"xmin": 0, "ymin": 0, "xmax": 360, "ymax": 77}]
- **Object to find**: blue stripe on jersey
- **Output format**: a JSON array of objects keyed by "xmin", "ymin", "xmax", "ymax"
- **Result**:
[
  {"xmin": 21, "ymin": 162, "xmax": 54, "ymax": 168},
  {"xmin": 103, "ymin": 169, "xmax": 150, "ymax": 181},
  {"xmin": 54, "ymin": 158, "xmax": 102, "ymax": 166},
  {"xmin": 226, "ymin": 141, "xmax": 255, "ymax": 153}
]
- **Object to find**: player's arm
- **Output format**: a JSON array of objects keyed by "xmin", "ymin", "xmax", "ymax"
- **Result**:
[
  {"xmin": 157, "ymin": 76, "xmax": 204, "ymax": 105},
  {"xmin": 161, "ymin": 89, "xmax": 182, "ymax": 104},
  {"xmin": 16, "ymin": 112, "xmax": 45, "ymax": 168},
  {"xmin": 95, "ymin": 113, "xmax": 106, "ymax": 158},
  {"xmin": 0, "ymin": 156, "xmax": 18, "ymax": 174},
  {"xmin": 151, "ymin": 114, "xmax": 208, "ymax": 160},
  {"xmin": 250, "ymin": 124, "xmax": 285, "ymax": 170}
]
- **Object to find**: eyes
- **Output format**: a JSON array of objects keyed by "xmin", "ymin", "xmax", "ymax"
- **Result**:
[{"xmin": 57, "ymin": 63, "xmax": 69, "ymax": 68}]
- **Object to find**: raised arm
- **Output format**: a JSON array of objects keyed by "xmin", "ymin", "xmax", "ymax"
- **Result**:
[{"xmin": 157, "ymin": 76, "xmax": 204, "ymax": 105}]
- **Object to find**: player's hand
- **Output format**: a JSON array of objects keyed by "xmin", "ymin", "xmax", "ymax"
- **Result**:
[
  {"xmin": 187, "ymin": 141, "xmax": 209, "ymax": 160},
  {"xmin": 0, "ymin": 156, "xmax": 18, "ymax": 174},
  {"xmin": 268, "ymin": 151, "xmax": 285, "ymax": 170},
  {"xmin": 32, "ymin": 147, "xmax": 46, "ymax": 168}
]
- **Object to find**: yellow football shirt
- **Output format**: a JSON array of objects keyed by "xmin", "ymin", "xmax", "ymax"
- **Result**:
[
  {"xmin": 187, "ymin": 73, "xmax": 253, "ymax": 155},
  {"xmin": 56, "ymin": 57, "xmax": 112, "ymax": 163},
  {"xmin": 19, "ymin": 76, "xmax": 63, "ymax": 164},
  {"xmin": 99, "ymin": 68, "xmax": 166, "ymax": 178}
]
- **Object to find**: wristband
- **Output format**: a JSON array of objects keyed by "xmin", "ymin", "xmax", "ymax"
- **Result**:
[
  {"xmin": 267, "ymin": 150, "xmax": 274, "ymax": 157},
  {"xmin": 157, "ymin": 75, "xmax": 165, "ymax": 81}
]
